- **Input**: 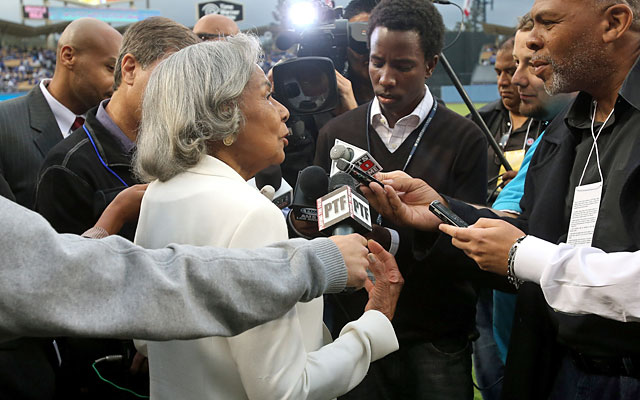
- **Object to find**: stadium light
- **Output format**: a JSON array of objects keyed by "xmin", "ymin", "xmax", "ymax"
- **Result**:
[{"xmin": 288, "ymin": 2, "xmax": 318, "ymax": 28}]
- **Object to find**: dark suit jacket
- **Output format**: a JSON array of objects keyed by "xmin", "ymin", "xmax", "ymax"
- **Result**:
[
  {"xmin": 0, "ymin": 86, "xmax": 61, "ymax": 399},
  {"xmin": 0, "ymin": 85, "xmax": 63, "ymax": 209}
]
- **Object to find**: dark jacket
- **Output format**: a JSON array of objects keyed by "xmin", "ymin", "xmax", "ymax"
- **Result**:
[
  {"xmin": 0, "ymin": 86, "xmax": 62, "ymax": 400},
  {"xmin": 443, "ymin": 59, "xmax": 640, "ymax": 399},
  {"xmin": 0, "ymin": 85, "xmax": 62, "ymax": 208},
  {"xmin": 35, "ymin": 106, "xmax": 138, "ymax": 239},
  {"xmin": 470, "ymin": 100, "xmax": 543, "ymax": 201},
  {"xmin": 315, "ymin": 101, "xmax": 494, "ymax": 343}
]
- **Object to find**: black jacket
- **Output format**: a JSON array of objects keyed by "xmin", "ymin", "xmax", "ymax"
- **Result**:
[
  {"xmin": 315, "ymin": 101, "xmax": 494, "ymax": 343},
  {"xmin": 0, "ymin": 85, "xmax": 62, "ymax": 208},
  {"xmin": 443, "ymin": 59, "xmax": 640, "ymax": 399},
  {"xmin": 35, "ymin": 106, "xmax": 138, "ymax": 239}
]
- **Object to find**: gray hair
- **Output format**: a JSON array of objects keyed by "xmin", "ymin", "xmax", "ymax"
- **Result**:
[{"xmin": 134, "ymin": 33, "xmax": 263, "ymax": 182}]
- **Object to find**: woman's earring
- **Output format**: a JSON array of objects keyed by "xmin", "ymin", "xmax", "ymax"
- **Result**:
[{"xmin": 223, "ymin": 135, "xmax": 235, "ymax": 146}]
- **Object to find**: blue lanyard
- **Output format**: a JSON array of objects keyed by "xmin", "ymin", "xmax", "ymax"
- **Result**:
[
  {"xmin": 82, "ymin": 125, "xmax": 129, "ymax": 188},
  {"xmin": 365, "ymin": 99, "xmax": 438, "ymax": 172},
  {"xmin": 366, "ymin": 99, "xmax": 438, "ymax": 225}
]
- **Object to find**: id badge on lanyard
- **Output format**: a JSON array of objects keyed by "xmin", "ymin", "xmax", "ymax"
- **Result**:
[{"xmin": 566, "ymin": 181, "xmax": 602, "ymax": 246}]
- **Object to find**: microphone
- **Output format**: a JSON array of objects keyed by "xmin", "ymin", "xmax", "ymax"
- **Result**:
[
  {"xmin": 317, "ymin": 172, "xmax": 372, "ymax": 235},
  {"xmin": 329, "ymin": 144, "xmax": 354, "ymax": 162},
  {"xmin": 260, "ymin": 185, "xmax": 276, "ymax": 201},
  {"xmin": 328, "ymin": 140, "xmax": 382, "ymax": 177},
  {"xmin": 275, "ymin": 31, "xmax": 300, "ymax": 51},
  {"xmin": 249, "ymin": 165, "xmax": 293, "ymax": 209},
  {"xmin": 291, "ymin": 166, "xmax": 329, "ymax": 222},
  {"xmin": 335, "ymin": 158, "xmax": 385, "ymax": 189}
]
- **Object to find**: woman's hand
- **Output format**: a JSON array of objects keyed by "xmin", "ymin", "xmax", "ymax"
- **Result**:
[
  {"xmin": 94, "ymin": 184, "xmax": 148, "ymax": 235},
  {"xmin": 364, "ymin": 240, "xmax": 404, "ymax": 320}
]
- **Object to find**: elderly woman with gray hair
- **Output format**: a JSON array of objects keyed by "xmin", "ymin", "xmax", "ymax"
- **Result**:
[{"xmin": 133, "ymin": 34, "xmax": 400, "ymax": 400}]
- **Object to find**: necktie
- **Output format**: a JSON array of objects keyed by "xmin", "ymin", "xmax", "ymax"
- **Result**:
[{"xmin": 71, "ymin": 116, "xmax": 85, "ymax": 132}]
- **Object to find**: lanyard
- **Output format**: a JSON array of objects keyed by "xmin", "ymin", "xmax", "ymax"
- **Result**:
[
  {"xmin": 83, "ymin": 125, "xmax": 130, "ymax": 188},
  {"xmin": 366, "ymin": 99, "xmax": 438, "ymax": 225},
  {"xmin": 365, "ymin": 99, "xmax": 438, "ymax": 173},
  {"xmin": 578, "ymin": 101, "xmax": 615, "ymax": 186},
  {"xmin": 521, "ymin": 119, "xmax": 534, "ymax": 151}
]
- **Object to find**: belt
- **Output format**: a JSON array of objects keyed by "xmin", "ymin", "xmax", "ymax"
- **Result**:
[{"xmin": 570, "ymin": 350, "xmax": 640, "ymax": 379}]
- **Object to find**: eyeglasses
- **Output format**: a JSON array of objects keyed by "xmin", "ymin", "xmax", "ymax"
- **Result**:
[{"xmin": 197, "ymin": 32, "xmax": 231, "ymax": 41}]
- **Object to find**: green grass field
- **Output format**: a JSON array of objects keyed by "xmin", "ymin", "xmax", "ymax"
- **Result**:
[{"xmin": 446, "ymin": 103, "xmax": 488, "ymax": 116}]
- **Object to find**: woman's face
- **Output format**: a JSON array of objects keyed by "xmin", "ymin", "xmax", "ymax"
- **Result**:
[{"xmin": 233, "ymin": 64, "xmax": 290, "ymax": 178}]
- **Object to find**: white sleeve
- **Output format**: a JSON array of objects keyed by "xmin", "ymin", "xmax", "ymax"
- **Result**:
[
  {"xmin": 226, "ymin": 206, "xmax": 399, "ymax": 400},
  {"xmin": 515, "ymin": 235, "xmax": 640, "ymax": 322}
]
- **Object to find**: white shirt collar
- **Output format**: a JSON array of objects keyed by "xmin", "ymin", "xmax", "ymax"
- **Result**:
[
  {"xmin": 370, "ymin": 85, "xmax": 434, "ymax": 128},
  {"xmin": 39, "ymin": 79, "xmax": 82, "ymax": 138}
]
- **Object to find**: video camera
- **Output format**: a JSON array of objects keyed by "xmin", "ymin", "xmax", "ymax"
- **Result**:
[{"xmin": 273, "ymin": 0, "xmax": 368, "ymax": 116}]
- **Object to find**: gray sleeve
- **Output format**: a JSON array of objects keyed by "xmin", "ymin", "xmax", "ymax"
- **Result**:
[{"xmin": 0, "ymin": 196, "xmax": 347, "ymax": 342}]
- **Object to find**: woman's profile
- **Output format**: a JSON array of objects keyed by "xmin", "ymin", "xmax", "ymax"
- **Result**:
[{"xmin": 133, "ymin": 35, "xmax": 399, "ymax": 400}]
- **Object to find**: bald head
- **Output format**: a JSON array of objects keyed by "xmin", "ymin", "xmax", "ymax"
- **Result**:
[
  {"xmin": 50, "ymin": 18, "xmax": 122, "ymax": 114},
  {"xmin": 57, "ymin": 18, "xmax": 121, "ymax": 57},
  {"xmin": 193, "ymin": 14, "xmax": 239, "ymax": 40}
]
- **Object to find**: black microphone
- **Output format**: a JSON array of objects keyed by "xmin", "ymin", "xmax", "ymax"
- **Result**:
[
  {"xmin": 291, "ymin": 166, "xmax": 329, "ymax": 222},
  {"xmin": 317, "ymin": 172, "xmax": 372, "ymax": 236},
  {"xmin": 253, "ymin": 165, "xmax": 293, "ymax": 209},
  {"xmin": 335, "ymin": 158, "xmax": 385, "ymax": 189}
]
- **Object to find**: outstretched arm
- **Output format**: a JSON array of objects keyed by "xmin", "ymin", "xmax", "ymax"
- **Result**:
[{"xmin": 0, "ymin": 196, "xmax": 362, "ymax": 342}]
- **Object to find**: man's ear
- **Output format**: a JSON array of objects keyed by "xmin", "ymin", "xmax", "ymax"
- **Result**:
[
  {"xmin": 120, "ymin": 53, "xmax": 138, "ymax": 86},
  {"xmin": 603, "ymin": 3, "xmax": 634, "ymax": 43},
  {"xmin": 425, "ymin": 55, "xmax": 439, "ymax": 80},
  {"xmin": 58, "ymin": 45, "xmax": 75, "ymax": 69}
]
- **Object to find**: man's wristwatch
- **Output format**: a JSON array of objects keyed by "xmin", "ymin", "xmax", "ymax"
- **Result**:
[{"xmin": 507, "ymin": 235, "xmax": 526, "ymax": 289}]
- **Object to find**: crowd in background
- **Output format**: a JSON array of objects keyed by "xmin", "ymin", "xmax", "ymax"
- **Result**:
[
  {"xmin": 1, "ymin": 0, "xmax": 640, "ymax": 399},
  {"xmin": 0, "ymin": 46, "xmax": 55, "ymax": 92}
]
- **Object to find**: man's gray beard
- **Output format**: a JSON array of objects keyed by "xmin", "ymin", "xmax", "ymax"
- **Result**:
[
  {"xmin": 544, "ymin": 60, "xmax": 578, "ymax": 96},
  {"xmin": 544, "ymin": 36, "xmax": 608, "ymax": 96}
]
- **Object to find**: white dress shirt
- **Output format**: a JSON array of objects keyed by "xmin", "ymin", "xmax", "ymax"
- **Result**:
[
  {"xmin": 39, "ymin": 79, "xmax": 83, "ymax": 138},
  {"xmin": 135, "ymin": 155, "xmax": 398, "ymax": 400},
  {"xmin": 370, "ymin": 85, "xmax": 433, "ymax": 153},
  {"xmin": 515, "ymin": 235, "xmax": 640, "ymax": 323}
]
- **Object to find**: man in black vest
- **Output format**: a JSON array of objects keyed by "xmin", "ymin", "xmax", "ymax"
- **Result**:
[
  {"xmin": 314, "ymin": 1, "xmax": 495, "ymax": 398},
  {"xmin": 363, "ymin": 0, "xmax": 640, "ymax": 398}
]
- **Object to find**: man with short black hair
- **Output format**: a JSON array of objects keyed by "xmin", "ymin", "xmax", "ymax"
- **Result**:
[
  {"xmin": 315, "ymin": 0, "xmax": 489, "ymax": 398},
  {"xmin": 474, "ymin": 37, "xmax": 533, "ymax": 201},
  {"xmin": 362, "ymin": 1, "xmax": 640, "ymax": 398}
]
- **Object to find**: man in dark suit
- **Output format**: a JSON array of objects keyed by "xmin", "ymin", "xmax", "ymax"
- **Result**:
[
  {"xmin": 0, "ymin": 17, "xmax": 121, "ymax": 400},
  {"xmin": 0, "ymin": 17, "xmax": 122, "ymax": 209}
]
